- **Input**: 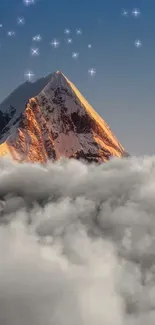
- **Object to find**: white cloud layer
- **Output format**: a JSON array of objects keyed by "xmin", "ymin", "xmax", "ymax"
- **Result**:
[{"xmin": 1, "ymin": 156, "xmax": 155, "ymax": 325}]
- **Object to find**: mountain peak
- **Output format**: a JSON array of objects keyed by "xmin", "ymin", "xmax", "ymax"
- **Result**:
[
  {"xmin": 0, "ymin": 71, "xmax": 128, "ymax": 163},
  {"xmin": 55, "ymin": 70, "xmax": 63, "ymax": 75},
  {"xmin": 48, "ymin": 71, "xmax": 69, "ymax": 89}
]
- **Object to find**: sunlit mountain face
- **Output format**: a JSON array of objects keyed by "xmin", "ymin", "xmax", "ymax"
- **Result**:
[{"xmin": 0, "ymin": 71, "xmax": 128, "ymax": 163}]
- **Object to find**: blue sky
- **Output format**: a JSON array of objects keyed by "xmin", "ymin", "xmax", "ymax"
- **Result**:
[{"xmin": 0, "ymin": 0, "xmax": 155, "ymax": 155}]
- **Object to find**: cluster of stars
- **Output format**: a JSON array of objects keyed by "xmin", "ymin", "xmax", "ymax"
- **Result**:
[
  {"xmin": 7, "ymin": 31, "xmax": 15, "ymax": 37},
  {"xmin": 4, "ymin": 16, "xmax": 25, "ymax": 38},
  {"xmin": 122, "ymin": 8, "xmax": 141, "ymax": 17},
  {"xmin": 22, "ymin": 26, "xmax": 95, "ymax": 81},
  {"xmin": 48, "ymin": 29, "xmax": 92, "ymax": 60},
  {"xmin": 32, "ymin": 34, "xmax": 42, "ymax": 42},
  {"xmin": 0, "ymin": 1, "xmax": 35, "ymax": 38},
  {"xmin": 0, "ymin": 0, "xmax": 145, "ymax": 87},
  {"xmin": 122, "ymin": 8, "xmax": 142, "ymax": 48},
  {"xmin": 26, "ymin": 27, "xmax": 95, "ymax": 79},
  {"xmin": 1, "ymin": 0, "xmax": 96, "ymax": 82}
]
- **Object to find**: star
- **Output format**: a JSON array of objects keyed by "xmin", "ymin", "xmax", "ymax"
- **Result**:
[
  {"xmin": 23, "ymin": 0, "xmax": 35, "ymax": 6},
  {"xmin": 64, "ymin": 28, "xmax": 70, "ymax": 34},
  {"xmin": 50, "ymin": 39, "xmax": 60, "ymax": 48},
  {"xmin": 67, "ymin": 38, "xmax": 72, "ymax": 44},
  {"xmin": 24, "ymin": 71, "xmax": 34, "ymax": 81},
  {"xmin": 76, "ymin": 29, "xmax": 82, "ymax": 35},
  {"xmin": 7, "ymin": 31, "xmax": 15, "ymax": 36},
  {"xmin": 122, "ymin": 9, "xmax": 128, "ymax": 17},
  {"xmin": 134, "ymin": 39, "xmax": 142, "ymax": 48},
  {"xmin": 88, "ymin": 68, "xmax": 96, "ymax": 76},
  {"xmin": 132, "ymin": 8, "xmax": 140, "ymax": 17},
  {"xmin": 31, "ymin": 48, "xmax": 39, "ymax": 56},
  {"xmin": 72, "ymin": 52, "xmax": 79, "ymax": 59},
  {"xmin": 17, "ymin": 17, "xmax": 25, "ymax": 25},
  {"xmin": 32, "ymin": 34, "xmax": 42, "ymax": 41},
  {"xmin": 88, "ymin": 44, "xmax": 92, "ymax": 48}
]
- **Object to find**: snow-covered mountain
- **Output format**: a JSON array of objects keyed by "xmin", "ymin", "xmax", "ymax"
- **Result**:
[{"xmin": 0, "ymin": 71, "xmax": 128, "ymax": 163}]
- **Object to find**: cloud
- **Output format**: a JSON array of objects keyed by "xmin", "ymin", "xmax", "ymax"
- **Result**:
[{"xmin": 1, "ymin": 156, "xmax": 155, "ymax": 324}]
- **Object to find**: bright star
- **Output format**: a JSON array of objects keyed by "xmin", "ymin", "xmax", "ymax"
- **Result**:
[
  {"xmin": 132, "ymin": 8, "xmax": 140, "ymax": 17},
  {"xmin": 23, "ymin": 0, "xmax": 35, "ymax": 6},
  {"xmin": 88, "ymin": 68, "xmax": 96, "ymax": 76},
  {"xmin": 64, "ymin": 28, "xmax": 70, "ymax": 34},
  {"xmin": 134, "ymin": 39, "xmax": 142, "ymax": 48},
  {"xmin": 17, "ymin": 17, "xmax": 25, "ymax": 25},
  {"xmin": 122, "ymin": 9, "xmax": 128, "ymax": 16},
  {"xmin": 33, "ymin": 34, "xmax": 42, "ymax": 41},
  {"xmin": 25, "ymin": 71, "xmax": 34, "ymax": 81},
  {"xmin": 7, "ymin": 31, "xmax": 15, "ymax": 36},
  {"xmin": 50, "ymin": 39, "xmax": 60, "ymax": 48},
  {"xmin": 72, "ymin": 52, "xmax": 79, "ymax": 59},
  {"xmin": 31, "ymin": 48, "xmax": 39, "ymax": 56},
  {"xmin": 88, "ymin": 44, "xmax": 92, "ymax": 48},
  {"xmin": 76, "ymin": 29, "xmax": 82, "ymax": 35},
  {"xmin": 67, "ymin": 38, "xmax": 72, "ymax": 44}
]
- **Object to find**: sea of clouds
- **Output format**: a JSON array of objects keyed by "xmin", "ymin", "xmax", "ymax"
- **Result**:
[{"xmin": 1, "ymin": 156, "xmax": 155, "ymax": 325}]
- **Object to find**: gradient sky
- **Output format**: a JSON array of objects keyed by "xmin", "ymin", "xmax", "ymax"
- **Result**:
[{"xmin": 0, "ymin": 0, "xmax": 155, "ymax": 156}]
